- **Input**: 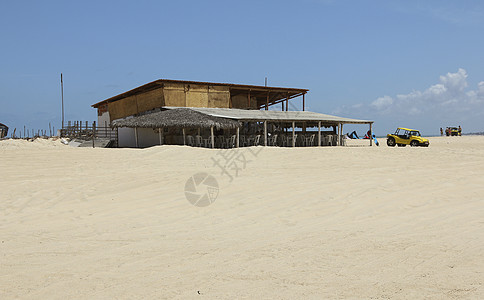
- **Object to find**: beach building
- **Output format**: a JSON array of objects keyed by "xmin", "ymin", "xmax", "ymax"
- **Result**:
[{"xmin": 92, "ymin": 79, "xmax": 373, "ymax": 148}]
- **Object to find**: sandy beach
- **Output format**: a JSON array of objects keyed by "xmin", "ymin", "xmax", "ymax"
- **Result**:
[{"xmin": 0, "ymin": 136, "xmax": 483, "ymax": 299}]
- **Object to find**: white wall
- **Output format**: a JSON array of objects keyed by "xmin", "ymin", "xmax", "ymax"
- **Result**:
[
  {"xmin": 97, "ymin": 111, "xmax": 117, "ymax": 138},
  {"xmin": 98, "ymin": 111, "xmax": 110, "ymax": 128},
  {"xmin": 137, "ymin": 128, "xmax": 163, "ymax": 147},
  {"xmin": 118, "ymin": 127, "xmax": 136, "ymax": 147},
  {"xmin": 118, "ymin": 127, "xmax": 165, "ymax": 148}
]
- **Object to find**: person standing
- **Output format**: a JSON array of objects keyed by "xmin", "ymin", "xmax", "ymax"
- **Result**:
[
  {"xmin": 458, "ymin": 125, "xmax": 462, "ymax": 136},
  {"xmin": 440, "ymin": 127, "xmax": 443, "ymax": 136}
]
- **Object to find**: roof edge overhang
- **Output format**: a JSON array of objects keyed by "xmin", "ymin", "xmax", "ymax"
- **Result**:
[
  {"xmin": 162, "ymin": 106, "xmax": 373, "ymax": 124},
  {"xmin": 92, "ymin": 79, "xmax": 309, "ymax": 108}
]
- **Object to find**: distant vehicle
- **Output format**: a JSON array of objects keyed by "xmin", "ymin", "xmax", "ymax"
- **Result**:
[
  {"xmin": 387, "ymin": 127, "xmax": 429, "ymax": 147},
  {"xmin": 0, "ymin": 123, "xmax": 8, "ymax": 138},
  {"xmin": 446, "ymin": 127, "xmax": 461, "ymax": 136}
]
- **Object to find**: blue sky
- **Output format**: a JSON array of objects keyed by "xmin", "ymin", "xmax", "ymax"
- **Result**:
[{"xmin": 1, "ymin": 0, "xmax": 484, "ymax": 136}]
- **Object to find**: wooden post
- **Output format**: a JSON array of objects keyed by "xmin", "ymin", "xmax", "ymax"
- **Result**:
[
  {"xmin": 286, "ymin": 93, "xmax": 289, "ymax": 111},
  {"xmin": 369, "ymin": 123, "xmax": 373, "ymax": 146},
  {"xmin": 292, "ymin": 121, "xmax": 295, "ymax": 147},
  {"xmin": 282, "ymin": 101, "xmax": 284, "ymax": 111},
  {"xmin": 266, "ymin": 92, "xmax": 269, "ymax": 110},
  {"xmin": 303, "ymin": 93, "xmax": 305, "ymax": 111},
  {"xmin": 134, "ymin": 127, "xmax": 139, "ymax": 148},
  {"xmin": 159, "ymin": 128, "xmax": 162, "ymax": 145},
  {"xmin": 92, "ymin": 121, "xmax": 96, "ymax": 148},
  {"xmin": 210, "ymin": 126, "xmax": 214, "ymax": 149},
  {"xmin": 318, "ymin": 121, "xmax": 321, "ymax": 147},
  {"xmin": 182, "ymin": 128, "xmax": 186, "ymax": 146},
  {"xmin": 236, "ymin": 127, "xmax": 240, "ymax": 148},
  {"xmin": 264, "ymin": 121, "xmax": 267, "ymax": 146}
]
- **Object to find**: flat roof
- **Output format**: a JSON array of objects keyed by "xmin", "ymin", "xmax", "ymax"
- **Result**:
[
  {"xmin": 92, "ymin": 79, "xmax": 308, "ymax": 108},
  {"xmin": 163, "ymin": 107, "xmax": 372, "ymax": 124}
]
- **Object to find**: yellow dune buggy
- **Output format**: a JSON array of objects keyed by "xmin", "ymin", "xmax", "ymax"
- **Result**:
[{"xmin": 387, "ymin": 128, "xmax": 429, "ymax": 147}]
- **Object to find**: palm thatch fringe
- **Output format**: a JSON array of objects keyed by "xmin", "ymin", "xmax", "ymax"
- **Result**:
[{"xmin": 111, "ymin": 108, "xmax": 240, "ymax": 130}]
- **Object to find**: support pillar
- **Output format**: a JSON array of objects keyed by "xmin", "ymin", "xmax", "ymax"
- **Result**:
[
  {"xmin": 236, "ymin": 126, "xmax": 240, "ymax": 148},
  {"xmin": 303, "ymin": 93, "xmax": 305, "ymax": 111},
  {"xmin": 266, "ymin": 92, "xmax": 269, "ymax": 110},
  {"xmin": 210, "ymin": 126, "xmax": 214, "ymax": 149},
  {"xmin": 286, "ymin": 93, "xmax": 289, "ymax": 111},
  {"xmin": 318, "ymin": 121, "xmax": 321, "ymax": 147},
  {"xmin": 159, "ymin": 128, "xmax": 163, "ymax": 145},
  {"xmin": 134, "ymin": 127, "xmax": 139, "ymax": 148},
  {"xmin": 339, "ymin": 123, "xmax": 343, "ymax": 146},
  {"xmin": 292, "ymin": 121, "xmax": 295, "ymax": 147},
  {"xmin": 369, "ymin": 123, "xmax": 373, "ymax": 146},
  {"xmin": 182, "ymin": 128, "xmax": 186, "ymax": 146},
  {"xmin": 264, "ymin": 121, "xmax": 267, "ymax": 146}
]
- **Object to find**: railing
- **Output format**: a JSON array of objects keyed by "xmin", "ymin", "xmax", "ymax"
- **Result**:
[{"xmin": 61, "ymin": 121, "xmax": 118, "ymax": 147}]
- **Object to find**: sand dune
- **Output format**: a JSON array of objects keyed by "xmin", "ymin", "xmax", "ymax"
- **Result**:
[{"xmin": 1, "ymin": 136, "xmax": 483, "ymax": 299}]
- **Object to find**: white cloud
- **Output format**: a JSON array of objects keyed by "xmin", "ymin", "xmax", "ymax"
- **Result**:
[
  {"xmin": 371, "ymin": 95, "xmax": 393, "ymax": 110},
  {"xmin": 370, "ymin": 68, "xmax": 482, "ymax": 114},
  {"xmin": 334, "ymin": 68, "xmax": 484, "ymax": 134}
]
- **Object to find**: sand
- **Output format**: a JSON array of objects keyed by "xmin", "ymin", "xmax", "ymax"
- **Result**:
[{"xmin": 0, "ymin": 136, "xmax": 483, "ymax": 299}]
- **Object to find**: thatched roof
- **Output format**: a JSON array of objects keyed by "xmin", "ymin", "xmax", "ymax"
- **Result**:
[{"xmin": 111, "ymin": 108, "xmax": 240, "ymax": 129}]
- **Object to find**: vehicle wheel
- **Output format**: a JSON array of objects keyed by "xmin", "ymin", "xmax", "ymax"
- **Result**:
[
  {"xmin": 387, "ymin": 137, "xmax": 396, "ymax": 147},
  {"xmin": 410, "ymin": 140, "xmax": 419, "ymax": 147}
]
